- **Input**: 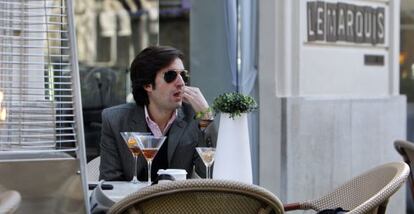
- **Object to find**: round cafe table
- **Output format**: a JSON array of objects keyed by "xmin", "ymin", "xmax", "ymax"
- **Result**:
[{"xmin": 89, "ymin": 181, "xmax": 148, "ymax": 202}]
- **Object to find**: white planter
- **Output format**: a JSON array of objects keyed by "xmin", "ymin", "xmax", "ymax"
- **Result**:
[{"xmin": 213, "ymin": 113, "xmax": 252, "ymax": 184}]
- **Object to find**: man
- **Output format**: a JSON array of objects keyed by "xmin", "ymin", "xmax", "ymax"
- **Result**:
[{"xmin": 99, "ymin": 46, "xmax": 216, "ymax": 181}]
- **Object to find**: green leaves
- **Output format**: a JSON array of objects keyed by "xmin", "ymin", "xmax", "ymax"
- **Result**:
[{"xmin": 212, "ymin": 92, "xmax": 258, "ymax": 119}]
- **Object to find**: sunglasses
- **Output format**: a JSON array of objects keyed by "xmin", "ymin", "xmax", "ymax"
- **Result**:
[{"xmin": 163, "ymin": 69, "xmax": 189, "ymax": 84}]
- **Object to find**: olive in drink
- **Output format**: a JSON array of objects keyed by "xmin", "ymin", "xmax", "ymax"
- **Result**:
[{"xmin": 127, "ymin": 137, "xmax": 141, "ymax": 156}]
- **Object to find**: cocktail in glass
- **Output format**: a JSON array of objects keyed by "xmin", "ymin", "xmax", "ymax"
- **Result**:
[
  {"xmin": 196, "ymin": 147, "xmax": 216, "ymax": 179},
  {"xmin": 120, "ymin": 132, "xmax": 151, "ymax": 184},
  {"xmin": 134, "ymin": 134, "xmax": 166, "ymax": 185}
]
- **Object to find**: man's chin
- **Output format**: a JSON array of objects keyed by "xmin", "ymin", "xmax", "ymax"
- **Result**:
[{"xmin": 172, "ymin": 101, "xmax": 182, "ymax": 109}]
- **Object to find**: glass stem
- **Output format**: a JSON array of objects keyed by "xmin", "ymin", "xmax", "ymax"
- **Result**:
[
  {"xmin": 147, "ymin": 159, "xmax": 152, "ymax": 185},
  {"xmin": 206, "ymin": 165, "xmax": 210, "ymax": 179},
  {"xmin": 132, "ymin": 155, "xmax": 138, "ymax": 184}
]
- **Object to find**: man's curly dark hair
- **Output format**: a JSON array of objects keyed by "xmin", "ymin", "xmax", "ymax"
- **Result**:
[{"xmin": 130, "ymin": 46, "xmax": 183, "ymax": 106}]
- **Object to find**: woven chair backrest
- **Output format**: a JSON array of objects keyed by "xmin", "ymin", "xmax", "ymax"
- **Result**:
[
  {"xmin": 304, "ymin": 162, "xmax": 409, "ymax": 214},
  {"xmin": 394, "ymin": 140, "xmax": 414, "ymax": 177},
  {"xmin": 394, "ymin": 140, "xmax": 414, "ymax": 202},
  {"xmin": 108, "ymin": 179, "xmax": 284, "ymax": 214}
]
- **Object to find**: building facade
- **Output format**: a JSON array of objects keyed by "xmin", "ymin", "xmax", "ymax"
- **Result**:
[{"xmin": 258, "ymin": 0, "xmax": 405, "ymax": 213}]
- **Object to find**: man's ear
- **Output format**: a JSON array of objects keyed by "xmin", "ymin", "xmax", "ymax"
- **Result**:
[{"xmin": 143, "ymin": 84, "xmax": 153, "ymax": 92}]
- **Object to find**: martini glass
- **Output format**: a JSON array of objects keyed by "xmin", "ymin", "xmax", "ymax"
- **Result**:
[
  {"xmin": 120, "ymin": 132, "xmax": 151, "ymax": 184},
  {"xmin": 134, "ymin": 134, "xmax": 167, "ymax": 185},
  {"xmin": 196, "ymin": 147, "xmax": 216, "ymax": 179}
]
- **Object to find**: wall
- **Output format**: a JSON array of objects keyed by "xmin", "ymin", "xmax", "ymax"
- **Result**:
[
  {"xmin": 284, "ymin": 97, "xmax": 406, "ymax": 213},
  {"xmin": 259, "ymin": 0, "xmax": 406, "ymax": 213},
  {"xmin": 298, "ymin": 0, "xmax": 395, "ymax": 96}
]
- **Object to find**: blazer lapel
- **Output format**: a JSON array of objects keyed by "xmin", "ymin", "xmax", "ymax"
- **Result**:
[
  {"xmin": 167, "ymin": 108, "xmax": 187, "ymax": 164},
  {"xmin": 128, "ymin": 105, "xmax": 147, "ymax": 132},
  {"xmin": 128, "ymin": 107, "xmax": 148, "ymax": 132}
]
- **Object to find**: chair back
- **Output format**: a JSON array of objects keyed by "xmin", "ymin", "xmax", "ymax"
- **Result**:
[
  {"xmin": 108, "ymin": 179, "xmax": 284, "ymax": 214},
  {"xmin": 394, "ymin": 140, "xmax": 414, "ymax": 199},
  {"xmin": 302, "ymin": 162, "xmax": 409, "ymax": 214},
  {"xmin": 87, "ymin": 156, "xmax": 101, "ymax": 182}
]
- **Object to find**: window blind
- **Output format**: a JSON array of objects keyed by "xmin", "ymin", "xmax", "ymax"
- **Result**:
[{"xmin": 0, "ymin": 0, "xmax": 84, "ymax": 152}]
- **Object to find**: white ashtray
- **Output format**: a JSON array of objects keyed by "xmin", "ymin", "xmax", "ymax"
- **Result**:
[{"xmin": 157, "ymin": 169, "xmax": 187, "ymax": 181}]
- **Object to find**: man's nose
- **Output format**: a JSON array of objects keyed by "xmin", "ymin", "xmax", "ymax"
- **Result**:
[{"xmin": 175, "ymin": 73, "xmax": 185, "ymax": 86}]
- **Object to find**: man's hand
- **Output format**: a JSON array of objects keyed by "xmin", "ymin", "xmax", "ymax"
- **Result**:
[{"xmin": 183, "ymin": 86, "xmax": 212, "ymax": 120}]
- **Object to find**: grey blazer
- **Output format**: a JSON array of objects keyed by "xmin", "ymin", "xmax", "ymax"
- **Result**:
[{"xmin": 99, "ymin": 103, "xmax": 216, "ymax": 181}]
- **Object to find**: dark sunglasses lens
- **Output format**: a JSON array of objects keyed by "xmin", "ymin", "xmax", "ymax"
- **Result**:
[
  {"xmin": 164, "ymin": 71, "xmax": 177, "ymax": 83},
  {"xmin": 180, "ymin": 71, "xmax": 189, "ymax": 83}
]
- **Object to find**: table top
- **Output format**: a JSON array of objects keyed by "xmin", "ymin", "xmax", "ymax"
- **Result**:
[{"xmin": 89, "ymin": 181, "xmax": 149, "ymax": 202}]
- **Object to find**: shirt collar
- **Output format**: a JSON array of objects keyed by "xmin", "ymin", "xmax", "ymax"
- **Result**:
[{"xmin": 144, "ymin": 105, "xmax": 177, "ymax": 137}]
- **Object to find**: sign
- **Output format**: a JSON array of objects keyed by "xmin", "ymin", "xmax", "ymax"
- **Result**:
[{"xmin": 307, "ymin": 1, "xmax": 385, "ymax": 45}]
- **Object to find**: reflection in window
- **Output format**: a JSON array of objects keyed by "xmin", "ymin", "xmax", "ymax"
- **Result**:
[
  {"xmin": 74, "ymin": 0, "xmax": 161, "ymax": 160},
  {"xmin": 400, "ymin": 1, "xmax": 414, "ymax": 102}
]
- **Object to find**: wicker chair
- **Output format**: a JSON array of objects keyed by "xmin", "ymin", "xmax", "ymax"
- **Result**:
[
  {"xmin": 108, "ymin": 179, "xmax": 284, "ymax": 214},
  {"xmin": 394, "ymin": 140, "xmax": 414, "ymax": 200},
  {"xmin": 283, "ymin": 162, "xmax": 409, "ymax": 214},
  {"xmin": 87, "ymin": 156, "xmax": 101, "ymax": 182}
]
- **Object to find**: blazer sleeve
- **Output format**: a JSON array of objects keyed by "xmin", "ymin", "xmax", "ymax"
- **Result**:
[
  {"xmin": 203, "ymin": 121, "xmax": 218, "ymax": 147},
  {"xmin": 99, "ymin": 109, "xmax": 124, "ymax": 181}
]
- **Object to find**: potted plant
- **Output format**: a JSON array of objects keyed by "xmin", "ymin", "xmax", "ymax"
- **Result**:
[
  {"xmin": 212, "ymin": 92, "xmax": 258, "ymax": 119},
  {"xmin": 211, "ymin": 92, "xmax": 257, "ymax": 184}
]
